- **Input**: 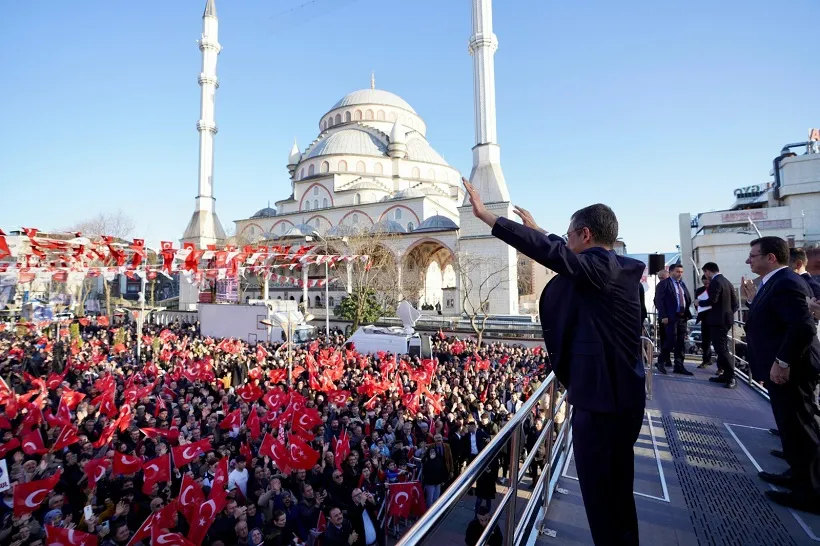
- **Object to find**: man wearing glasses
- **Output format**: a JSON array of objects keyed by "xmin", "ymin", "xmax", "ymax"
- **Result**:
[{"xmin": 463, "ymin": 179, "xmax": 646, "ymax": 546}]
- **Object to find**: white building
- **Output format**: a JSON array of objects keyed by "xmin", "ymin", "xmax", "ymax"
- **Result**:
[
  {"xmin": 179, "ymin": 0, "xmax": 521, "ymax": 316},
  {"xmin": 679, "ymin": 133, "xmax": 820, "ymax": 292}
]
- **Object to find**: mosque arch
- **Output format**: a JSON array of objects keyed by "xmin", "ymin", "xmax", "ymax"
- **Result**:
[
  {"xmin": 365, "ymin": 109, "xmax": 374, "ymax": 120},
  {"xmin": 334, "ymin": 114, "xmax": 341, "ymax": 124},
  {"xmin": 345, "ymin": 111, "xmax": 352, "ymax": 122},
  {"xmin": 308, "ymin": 164, "xmax": 315, "ymax": 176},
  {"xmin": 374, "ymin": 162, "xmax": 383, "ymax": 175},
  {"xmin": 377, "ymin": 110, "xmax": 385, "ymax": 120},
  {"xmin": 354, "ymin": 110, "xmax": 362, "ymax": 121},
  {"xmin": 338, "ymin": 160, "xmax": 348, "ymax": 171},
  {"xmin": 356, "ymin": 161, "xmax": 366, "ymax": 173},
  {"xmin": 320, "ymin": 161, "xmax": 329, "ymax": 173}
]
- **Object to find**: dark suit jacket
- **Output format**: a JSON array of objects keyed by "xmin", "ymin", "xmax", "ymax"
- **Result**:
[
  {"xmin": 704, "ymin": 273, "xmax": 738, "ymax": 328},
  {"xmin": 492, "ymin": 217, "xmax": 646, "ymax": 413},
  {"xmin": 349, "ymin": 501, "xmax": 383, "ymax": 546},
  {"xmin": 745, "ymin": 268, "xmax": 820, "ymax": 381},
  {"xmin": 801, "ymin": 272, "xmax": 820, "ymax": 299},
  {"xmin": 324, "ymin": 520, "xmax": 356, "ymax": 546},
  {"xmin": 461, "ymin": 429, "xmax": 489, "ymax": 457},
  {"xmin": 654, "ymin": 277, "xmax": 692, "ymax": 321}
]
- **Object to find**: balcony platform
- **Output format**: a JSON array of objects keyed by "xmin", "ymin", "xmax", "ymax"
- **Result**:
[{"xmin": 540, "ymin": 362, "xmax": 820, "ymax": 546}]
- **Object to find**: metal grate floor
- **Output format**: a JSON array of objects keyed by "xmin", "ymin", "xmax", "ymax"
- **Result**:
[{"xmin": 664, "ymin": 414, "xmax": 797, "ymax": 546}]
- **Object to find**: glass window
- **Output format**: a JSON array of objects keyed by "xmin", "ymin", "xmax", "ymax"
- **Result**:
[
  {"xmin": 314, "ymin": 199, "xmax": 319, "ymax": 209},
  {"xmin": 352, "ymin": 214, "xmax": 359, "ymax": 224},
  {"xmin": 374, "ymin": 163, "xmax": 383, "ymax": 175},
  {"xmin": 321, "ymin": 161, "xmax": 329, "ymax": 173},
  {"xmin": 356, "ymin": 161, "xmax": 366, "ymax": 173},
  {"xmin": 323, "ymin": 198, "xmax": 328, "ymax": 208},
  {"xmin": 355, "ymin": 193, "xmax": 361, "ymax": 205},
  {"xmin": 345, "ymin": 111, "xmax": 352, "ymax": 122},
  {"xmin": 335, "ymin": 114, "xmax": 341, "ymax": 124},
  {"xmin": 354, "ymin": 110, "xmax": 362, "ymax": 121},
  {"xmin": 408, "ymin": 222, "xmax": 414, "ymax": 231},
  {"xmin": 377, "ymin": 110, "xmax": 385, "ymax": 121},
  {"xmin": 314, "ymin": 187, "xmax": 319, "ymax": 196},
  {"xmin": 395, "ymin": 209, "xmax": 402, "ymax": 220},
  {"xmin": 339, "ymin": 160, "xmax": 347, "ymax": 171},
  {"xmin": 365, "ymin": 109, "xmax": 374, "ymax": 120},
  {"xmin": 308, "ymin": 164, "xmax": 315, "ymax": 176}
]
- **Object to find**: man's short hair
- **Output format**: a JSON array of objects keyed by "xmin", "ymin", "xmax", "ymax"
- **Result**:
[
  {"xmin": 669, "ymin": 263, "xmax": 683, "ymax": 271},
  {"xmin": 477, "ymin": 506, "xmax": 491, "ymax": 516},
  {"xmin": 751, "ymin": 237, "xmax": 789, "ymax": 265},
  {"xmin": 789, "ymin": 247, "xmax": 808, "ymax": 267},
  {"xmin": 702, "ymin": 262, "xmax": 719, "ymax": 273},
  {"xmin": 570, "ymin": 204, "xmax": 618, "ymax": 247}
]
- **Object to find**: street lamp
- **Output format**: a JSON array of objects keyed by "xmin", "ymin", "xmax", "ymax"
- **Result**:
[
  {"xmin": 305, "ymin": 234, "xmax": 347, "ymax": 340},
  {"xmin": 267, "ymin": 310, "xmax": 314, "ymax": 387}
]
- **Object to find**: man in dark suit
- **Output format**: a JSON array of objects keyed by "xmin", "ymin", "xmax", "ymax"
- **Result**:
[
  {"xmin": 653, "ymin": 263, "xmax": 694, "ymax": 375},
  {"xmin": 694, "ymin": 275, "xmax": 713, "ymax": 368},
  {"xmin": 790, "ymin": 247, "xmax": 820, "ymax": 299},
  {"xmin": 464, "ymin": 180, "xmax": 645, "ymax": 546},
  {"xmin": 461, "ymin": 420, "xmax": 489, "ymax": 467},
  {"xmin": 702, "ymin": 262, "xmax": 739, "ymax": 389},
  {"xmin": 741, "ymin": 236, "xmax": 820, "ymax": 514},
  {"xmin": 349, "ymin": 489, "xmax": 385, "ymax": 546},
  {"xmin": 324, "ymin": 506, "xmax": 358, "ymax": 546}
]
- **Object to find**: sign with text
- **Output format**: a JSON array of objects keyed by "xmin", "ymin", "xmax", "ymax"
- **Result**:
[
  {"xmin": 0, "ymin": 460, "xmax": 10, "ymax": 493},
  {"xmin": 720, "ymin": 210, "xmax": 768, "ymax": 224},
  {"xmin": 216, "ymin": 279, "xmax": 238, "ymax": 303}
]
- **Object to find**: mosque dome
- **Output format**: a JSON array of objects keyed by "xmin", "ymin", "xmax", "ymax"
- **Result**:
[
  {"xmin": 251, "ymin": 206, "xmax": 277, "ymax": 218},
  {"xmin": 331, "ymin": 89, "xmax": 416, "ymax": 114},
  {"xmin": 283, "ymin": 223, "xmax": 318, "ymax": 238},
  {"xmin": 369, "ymin": 219, "xmax": 406, "ymax": 234},
  {"xmin": 304, "ymin": 129, "xmax": 388, "ymax": 160},
  {"xmin": 413, "ymin": 215, "xmax": 459, "ymax": 233}
]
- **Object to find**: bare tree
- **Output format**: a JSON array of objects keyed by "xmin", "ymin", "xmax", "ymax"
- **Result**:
[
  {"xmin": 329, "ymin": 228, "xmax": 399, "ymax": 330},
  {"xmin": 453, "ymin": 245, "xmax": 509, "ymax": 346},
  {"xmin": 517, "ymin": 251, "xmax": 534, "ymax": 296},
  {"xmin": 67, "ymin": 210, "xmax": 136, "ymax": 317}
]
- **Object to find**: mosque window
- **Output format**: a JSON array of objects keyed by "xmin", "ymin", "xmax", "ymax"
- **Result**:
[
  {"xmin": 308, "ymin": 164, "xmax": 315, "ymax": 176},
  {"xmin": 281, "ymin": 224, "xmax": 287, "ymax": 233},
  {"xmin": 388, "ymin": 112, "xmax": 396, "ymax": 122},
  {"xmin": 354, "ymin": 110, "xmax": 362, "ymax": 121},
  {"xmin": 320, "ymin": 161, "xmax": 329, "ymax": 173},
  {"xmin": 365, "ymin": 109, "xmax": 374, "ymax": 120},
  {"xmin": 407, "ymin": 222, "xmax": 414, "ymax": 231},
  {"xmin": 249, "ymin": 226, "xmax": 255, "ymax": 235},
  {"xmin": 427, "ymin": 169, "xmax": 435, "ymax": 180},
  {"xmin": 354, "ymin": 194, "xmax": 361, "ymax": 205},
  {"xmin": 313, "ymin": 187, "xmax": 319, "ymax": 196},
  {"xmin": 339, "ymin": 160, "xmax": 348, "ymax": 171},
  {"xmin": 314, "ymin": 199, "xmax": 319, "ymax": 209},
  {"xmin": 327, "ymin": 118, "xmax": 333, "ymax": 128},
  {"xmin": 345, "ymin": 111, "xmax": 352, "ymax": 122},
  {"xmin": 356, "ymin": 161, "xmax": 366, "ymax": 173},
  {"xmin": 329, "ymin": 296, "xmax": 335, "ymax": 307},
  {"xmin": 323, "ymin": 198, "xmax": 328, "ymax": 208},
  {"xmin": 395, "ymin": 209, "xmax": 402, "ymax": 220},
  {"xmin": 412, "ymin": 167, "xmax": 420, "ymax": 179},
  {"xmin": 374, "ymin": 163, "xmax": 383, "ymax": 175},
  {"xmin": 335, "ymin": 114, "xmax": 341, "ymax": 124},
  {"xmin": 377, "ymin": 110, "xmax": 385, "ymax": 121},
  {"xmin": 352, "ymin": 214, "xmax": 359, "ymax": 224},
  {"xmin": 305, "ymin": 201, "xmax": 310, "ymax": 211},
  {"xmin": 299, "ymin": 168, "xmax": 304, "ymax": 179},
  {"xmin": 314, "ymin": 219, "xmax": 320, "ymax": 227}
]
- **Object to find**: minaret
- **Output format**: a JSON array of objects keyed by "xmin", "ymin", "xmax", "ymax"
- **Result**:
[
  {"xmin": 182, "ymin": 0, "xmax": 226, "ymax": 248},
  {"xmin": 457, "ymin": 0, "xmax": 518, "ymax": 315},
  {"xmin": 466, "ymin": 0, "xmax": 510, "ymax": 203}
]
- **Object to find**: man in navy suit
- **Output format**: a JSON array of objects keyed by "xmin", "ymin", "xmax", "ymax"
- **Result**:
[
  {"xmin": 702, "ymin": 262, "xmax": 739, "ymax": 389},
  {"xmin": 653, "ymin": 263, "xmax": 694, "ymax": 375},
  {"xmin": 790, "ymin": 247, "xmax": 820, "ymax": 300},
  {"xmin": 464, "ymin": 180, "xmax": 646, "ymax": 546},
  {"xmin": 742, "ymin": 236, "xmax": 820, "ymax": 514}
]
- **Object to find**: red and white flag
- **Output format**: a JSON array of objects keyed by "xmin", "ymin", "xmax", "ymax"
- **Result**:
[
  {"xmin": 142, "ymin": 454, "xmax": 172, "ymax": 494},
  {"xmin": 287, "ymin": 434, "xmax": 319, "ymax": 471},
  {"xmin": 219, "ymin": 408, "xmax": 242, "ymax": 430},
  {"xmin": 171, "ymin": 439, "xmax": 211, "ymax": 469},
  {"xmin": 178, "ymin": 473, "xmax": 205, "ymax": 521},
  {"xmin": 45, "ymin": 525, "xmax": 99, "ymax": 546},
  {"xmin": 387, "ymin": 481, "xmax": 415, "ymax": 519},
  {"xmin": 13, "ymin": 471, "xmax": 62, "ymax": 516},
  {"xmin": 246, "ymin": 406, "xmax": 261, "ymax": 440},
  {"xmin": 21, "ymin": 429, "xmax": 47, "ymax": 455},
  {"xmin": 112, "ymin": 451, "xmax": 142, "ymax": 475},
  {"xmin": 84, "ymin": 458, "xmax": 110, "ymax": 490},
  {"xmin": 52, "ymin": 424, "xmax": 80, "ymax": 451}
]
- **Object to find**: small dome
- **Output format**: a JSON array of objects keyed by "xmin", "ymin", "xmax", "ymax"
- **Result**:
[
  {"xmin": 304, "ymin": 129, "xmax": 388, "ymax": 160},
  {"xmin": 413, "ymin": 215, "xmax": 459, "ymax": 233},
  {"xmin": 391, "ymin": 187, "xmax": 424, "ymax": 200},
  {"xmin": 331, "ymin": 89, "xmax": 416, "ymax": 114},
  {"xmin": 369, "ymin": 219, "xmax": 406, "ymax": 234},
  {"xmin": 283, "ymin": 223, "xmax": 318, "ymax": 238},
  {"xmin": 251, "ymin": 207, "xmax": 277, "ymax": 219},
  {"xmin": 327, "ymin": 224, "xmax": 360, "ymax": 237}
]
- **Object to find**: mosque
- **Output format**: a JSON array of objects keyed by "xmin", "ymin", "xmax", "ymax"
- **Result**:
[{"xmin": 181, "ymin": 0, "xmax": 520, "ymax": 316}]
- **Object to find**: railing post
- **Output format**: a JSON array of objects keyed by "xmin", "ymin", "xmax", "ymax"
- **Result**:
[
  {"xmin": 542, "ymin": 382, "xmax": 556, "ymax": 509},
  {"xmin": 505, "ymin": 423, "xmax": 521, "ymax": 545}
]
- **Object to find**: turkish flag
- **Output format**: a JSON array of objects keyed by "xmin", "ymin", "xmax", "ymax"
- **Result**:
[
  {"xmin": 235, "ymin": 383, "xmax": 262, "ymax": 404},
  {"xmin": 85, "ymin": 458, "xmax": 110, "ymax": 490},
  {"xmin": 246, "ymin": 406, "xmax": 261, "ymax": 440},
  {"xmin": 46, "ymin": 399, "xmax": 72, "ymax": 427},
  {"xmin": 21, "ymin": 429, "xmax": 47, "ymax": 455},
  {"xmin": 256, "ymin": 344, "xmax": 268, "ymax": 363},
  {"xmin": 178, "ymin": 473, "xmax": 205, "ymax": 522},
  {"xmin": 208, "ymin": 457, "xmax": 229, "ymax": 502},
  {"xmin": 140, "ymin": 427, "xmax": 180, "ymax": 444},
  {"xmin": 60, "ymin": 388, "xmax": 86, "ymax": 410},
  {"xmin": 53, "ymin": 424, "xmax": 80, "ymax": 450},
  {"xmin": 387, "ymin": 481, "xmax": 415, "ymax": 519},
  {"xmin": 262, "ymin": 388, "xmax": 288, "ymax": 410},
  {"xmin": 327, "ymin": 390, "xmax": 350, "ymax": 406},
  {"xmin": 152, "ymin": 528, "xmax": 195, "ymax": 546},
  {"xmin": 410, "ymin": 480, "xmax": 426, "ymax": 516},
  {"xmin": 46, "ymin": 368, "xmax": 69, "ymax": 390},
  {"xmin": 113, "ymin": 452, "xmax": 143, "ymax": 475},
  {"xmin": 142, "ymin": 454, "xmax": 172, "ymax": 494},
  {"xmin": 92, "ymin": 422, "xmax": 117, "ymax": 449},
  {"xmin": 0, "ymin": 439, "xmax": 21, "ymax": 459},
  {"xmin": 219, "ymin": 408, "xmax": 242, "ymax": 430},
  {"xmin": 115, "ymin": 404, "xmax": 132, "ymax": 432},
  {"xmin": 187, "ymin": 496, "xmax": 226, "ymax": 546},
  {"xmin": 267, "ymin": 368, "xmax": 287, "ymax": 384},
  {"xmin": 13, "ymin": 470, "xmax": 62, "ymax": 516},
  {"xmin": 334, "ymin": 428, "xmax": 351, "ymax": 472},
  {"xmin": 96, "ymin": 316, "xmax": 109, "ymax": 327},
  {"xmin": 287, "ymin": 434, "xmax": 319, "ymax": 471},
  {"xmin": 171, "ymin": 439, "xmax": 211, "ymax": 469},
  {"xmin": 45, "ymin": 525, "xmax": 99, "ymax": 546}
]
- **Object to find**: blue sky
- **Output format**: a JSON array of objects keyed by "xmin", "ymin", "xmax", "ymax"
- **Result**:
[{"xmin": 1, "ymin": 0, "xmax": 817, "ymax": 253}]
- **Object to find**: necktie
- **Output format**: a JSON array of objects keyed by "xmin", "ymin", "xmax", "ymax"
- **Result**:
[{"xmin": 676, "ymin": 282, "xmax": 684, "ymax": 310}]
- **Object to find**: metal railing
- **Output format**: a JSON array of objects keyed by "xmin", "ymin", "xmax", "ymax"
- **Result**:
[{"xmin": 396, "ymin": 372, "xmax": 571, "ymax": 546}]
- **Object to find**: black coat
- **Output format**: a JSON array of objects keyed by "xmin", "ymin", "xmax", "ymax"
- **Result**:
[
  {"xmin": 460, "ymin": 429, "xmax": 489, "ymax": 458},
  {"xmin": 492, "ymin": 217, "xmax": 646, "ymax": 414},
  {"xmin": 801, "ymin": 272, "xmax": 820, "ymax": 299},
  {"xmin": 704, "ymin": 273, "xmax": 738, "ymax": 328},
  {"xmin": 465, "ymin": 519, "xmax": 502, "ymax": 546},
  {"xmin": 745, "ymin": 268, "xmax": 820, "ymax": 381},
  {"xmin": 654, "ymin": 277, "xmax": 692, "ymax": 321}
]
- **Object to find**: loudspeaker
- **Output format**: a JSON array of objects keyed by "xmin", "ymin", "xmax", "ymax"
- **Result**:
[{"xmin": 648, "ymin": 254, "xmax": 666, "ymax": 275}]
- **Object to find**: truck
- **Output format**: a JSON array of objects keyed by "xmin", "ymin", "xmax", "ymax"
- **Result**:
[
  {"xmin": 345, "ymin": 301, "xmax": 432, "ymax": 358},
  {"xmin": 198, "ymin": 301, "xmax": 315, "ymax": 344}
]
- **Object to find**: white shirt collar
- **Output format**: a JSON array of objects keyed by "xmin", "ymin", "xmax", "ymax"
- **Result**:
[{"xmin": 761, "ymin": 266, "xmax": 788, "ymax": 287}]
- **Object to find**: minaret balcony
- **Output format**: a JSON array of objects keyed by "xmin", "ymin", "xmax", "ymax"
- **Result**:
[
  {"xmin": 198, "ymin": 73, "xmax": 219, "ymax": 87},
  {"xmin": 468, "ymin": 34, "xmax": 498, "ymax": 54},
  {"xmin": 197, "ymin": 120, "xmax": 218, "ymax": 134}
]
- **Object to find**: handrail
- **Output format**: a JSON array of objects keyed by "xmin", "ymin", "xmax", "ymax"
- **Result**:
[{"xmin": 395, "ymin": 371, "xmax": 568, "ymax": 546}]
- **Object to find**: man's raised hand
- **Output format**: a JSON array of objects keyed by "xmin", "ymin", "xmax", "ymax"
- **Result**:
[
  {"xmin": 513, "ymin": 206, "xmax": 545, "ymax": 233},
  {"xmin": 462, "ymin": 177, "xmax": 496, "ymax": 228}
]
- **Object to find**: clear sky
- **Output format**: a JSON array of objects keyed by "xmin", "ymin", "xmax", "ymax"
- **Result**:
[{"xmin": 1, "ymin": 0, "xmax": 818, "ymax": 253}]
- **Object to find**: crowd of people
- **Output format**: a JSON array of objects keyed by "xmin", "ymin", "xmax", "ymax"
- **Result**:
[{"xmin": 0, "ymin": 316, "xmax": 552, "ymax": 546}]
